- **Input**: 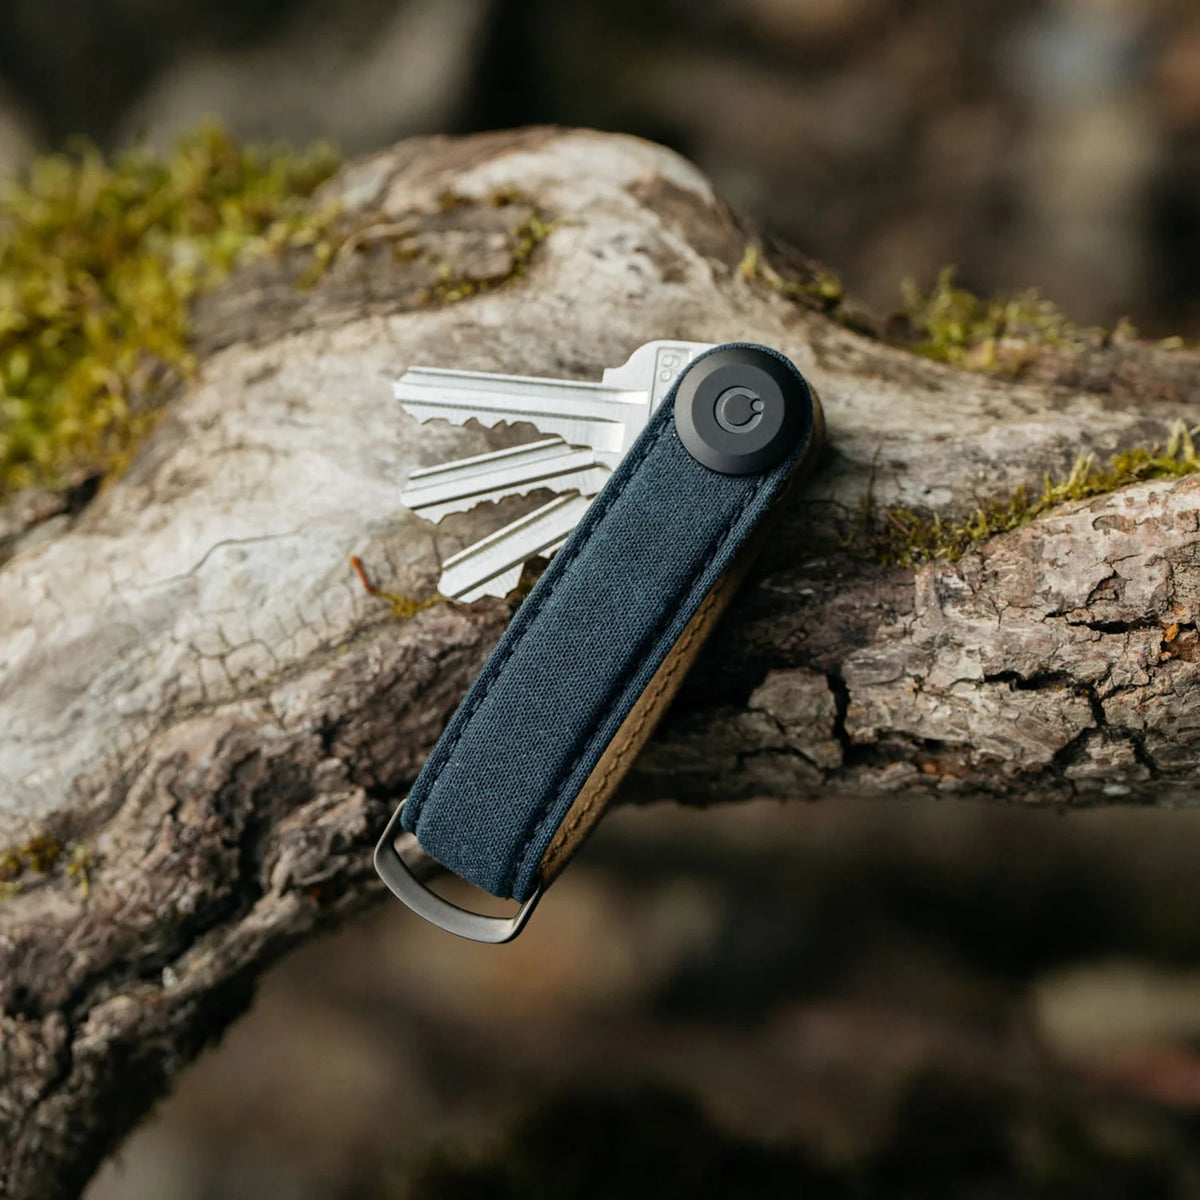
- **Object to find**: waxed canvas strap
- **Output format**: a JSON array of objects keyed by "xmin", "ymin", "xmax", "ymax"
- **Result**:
[{"xmin": 394, "ymin": 343, "xmax": 822, "ymax": 905}]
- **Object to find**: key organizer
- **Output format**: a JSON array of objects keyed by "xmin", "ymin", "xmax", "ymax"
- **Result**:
[{"xmin": 375, "ymin": 343, "xmax": 825, "ymax": 941}]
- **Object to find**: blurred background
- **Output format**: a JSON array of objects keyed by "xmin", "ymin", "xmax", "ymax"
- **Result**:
[
  {"xmin": 89, "ymin": 801, "xmax": 1200, "ymax": 1200},
  {"xmin": 0, "ymin": 0, "xmax": 1189, "ymax": 1194},
  {"xmin": 5, "ymin": 0, "xmax": 1200, "ymax": 332}
]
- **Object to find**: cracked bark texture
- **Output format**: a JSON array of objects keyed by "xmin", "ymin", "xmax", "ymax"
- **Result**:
[{"xmin": 2, "ymin": 127, "xmax": 1200, "ymax": 1197}]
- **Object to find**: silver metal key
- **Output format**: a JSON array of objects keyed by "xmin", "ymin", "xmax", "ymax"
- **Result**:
[
  {"xmin": 401, "ymin": 439, "xmax": 609, "ymax": 522},
  {"xmin": 395, "ymin": 341, "xmax": 712, "ymax": 467},
  {"xmin": 438, "ymin": 494, "xmax": 588, "ymax": 602},
  {"xmin": 396, "ymin": 340, "xmax": 715, "ymax": 600}
]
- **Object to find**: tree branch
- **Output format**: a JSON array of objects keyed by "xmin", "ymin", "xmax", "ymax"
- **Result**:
[{"xmin": 2, "ymin": 126, "xmax": 1199, "ymax": 1196}]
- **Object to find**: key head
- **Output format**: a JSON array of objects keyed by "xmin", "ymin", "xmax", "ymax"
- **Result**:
[
  {"xmin": 673, "ymin": 345, "xmax": 814, "ymax": 476},
  {"xmin": 600, "ymin": 340, "xmax": 717, "ymax": 408}
]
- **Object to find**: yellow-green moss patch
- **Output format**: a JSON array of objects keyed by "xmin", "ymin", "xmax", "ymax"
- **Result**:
[
  {"xmin": 0, "ymin": 123, "xmax": 339, "ymax": 498},
  {"xmin": 0, "ymin": 835, "xmax": 61, "ymax": 879},
  {"xmin": 738, "ymin": 242, "xmax": 845, "ymax": 314},
  {"xmin": 66, "ymin": 843, "xmax": 93, "ymax": 898},
  {"xmin": 895, "ymin": 266, "xmax": 1099, "ymax": 373},
  {"xmin": 324, "ymin": 188, "xmax": 553, "ymax": 306},
  {"xmin": 424, "ymin": 197, "xmax": 553, "ymax": 306},
  {"xmin": 859, "ymin": 421, "xmax": 1200, "ymax": 567},
  {"xmin": 0, "ymin": 836, "xmax": 94, "ymax": 898}
]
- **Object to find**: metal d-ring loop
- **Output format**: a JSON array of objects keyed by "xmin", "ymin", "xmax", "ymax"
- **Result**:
[{"xmin": 373, "ymin": 800, "xmax": 543, "ymax": 944}]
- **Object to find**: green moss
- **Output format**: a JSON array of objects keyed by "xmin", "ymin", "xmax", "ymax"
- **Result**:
[
  {"xmin": 66, "ymin": 843, "xmax": 93, "ymax": 898},
  {"xmin": 422, "ymin": 199, "xmax": 553, "ymax": 306},
  {"xmin": 859, "ymin": 420, "xmax": 1200, "ymax": 567},
  {"xmin": 0, "ymin": 834, "xmax": 61, "ymax": 878},
  {"xmin": 0, "ymin": 835, "xmax": 63, "ymax": 897},
  {"xmin": 738, "ymin": 242, "xmax": 845, "ymax": 313},
  {"xmin": 896, "ymin": 266, "xmax": 1092, "ymax": 372},
  {"xmin": 0, "ymin": 835, "xmax": 95, "ymax": 898},
  {"xmin": 0, "ymin": 123, "xmax": 339, "ymax": 498}
]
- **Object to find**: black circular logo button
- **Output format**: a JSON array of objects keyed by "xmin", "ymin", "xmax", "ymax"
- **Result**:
[
  {"xmin": 673, "ymin": 346, "xmax": 811, "ymax": 475},
  {"xmin": 714, "ymin": 386, "xmax": 765, "ymax": 434}
]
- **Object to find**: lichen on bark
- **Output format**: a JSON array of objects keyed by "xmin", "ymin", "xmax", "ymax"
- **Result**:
[{"xmin": 856, "ymin": 418, "xmax": 1200, "ymax": 567}]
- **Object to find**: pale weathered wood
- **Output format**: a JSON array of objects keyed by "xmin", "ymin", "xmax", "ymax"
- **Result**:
[{"xmin": 2, "ymin": 126, "xmax": 1199, "ymax": 1197}]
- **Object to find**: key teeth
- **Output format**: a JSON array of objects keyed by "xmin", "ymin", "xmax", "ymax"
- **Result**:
[
  {"xmin": 447, "ymin": 565, "xmax": 525, "ymax": 603},
  {"xmin": 403, "ymin": 478, "xmax": 603, "ymax": 523},
  {"xmin": 401, "ymin": 483, "xmax": 561, "ymax": 524},
  {"xmin": 436, "ymin": 494, "xmax": 591, "ymax": 601},
  {"xmin": 394, "ymin": 341, "xmax": 718, "ymax": 598},
  {"xmin": 398, "ymin": 440, "xmax": 611, "ymax": 522},
  {"xmin": 442, "ymin": 529, "xmax": 570, "ymax": 600},
  {"xmin": 400, "ymin": 403, "xmax": 628, "ymax": 459},
  {"xmin": 399, "ymin": 404, "xmax": 508, "ymax": 430}
]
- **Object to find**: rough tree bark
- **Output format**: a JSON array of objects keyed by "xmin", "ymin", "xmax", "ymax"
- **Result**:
[{"xmin": 1, "ymin": 127, "xmax": 1199, "ymax": 1197}]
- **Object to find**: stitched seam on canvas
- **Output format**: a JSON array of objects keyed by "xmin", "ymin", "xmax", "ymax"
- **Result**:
[
  {"xmin": 510, "ymin": 469, "xmax": 769, "ymax": 891},
  {"xmin": 539, "ymin": 583, "xmax": 723, "ymax": 876},
  {"xmin": 406, "ymin": 413, "xmax": 671, "ymax": 826}
]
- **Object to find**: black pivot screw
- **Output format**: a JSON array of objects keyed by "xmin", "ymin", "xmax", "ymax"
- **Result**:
[{"xmin": 673, "ymin": 346, "xmax": 813, "ymax": 475}]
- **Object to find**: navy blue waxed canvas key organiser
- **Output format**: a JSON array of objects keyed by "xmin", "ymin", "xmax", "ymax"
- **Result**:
[{"xmin": 375, "ymin": 344, "xmax": 824, "ymax": 941}]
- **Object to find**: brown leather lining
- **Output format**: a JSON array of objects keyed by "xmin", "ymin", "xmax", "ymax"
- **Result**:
[
  {"xmin": 537, "ymin": 559, "xmax": 749, "ymax": 882},
  {"xmin": 537, "ymin": 392, "xmax": 825, "ymax": 883}
]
